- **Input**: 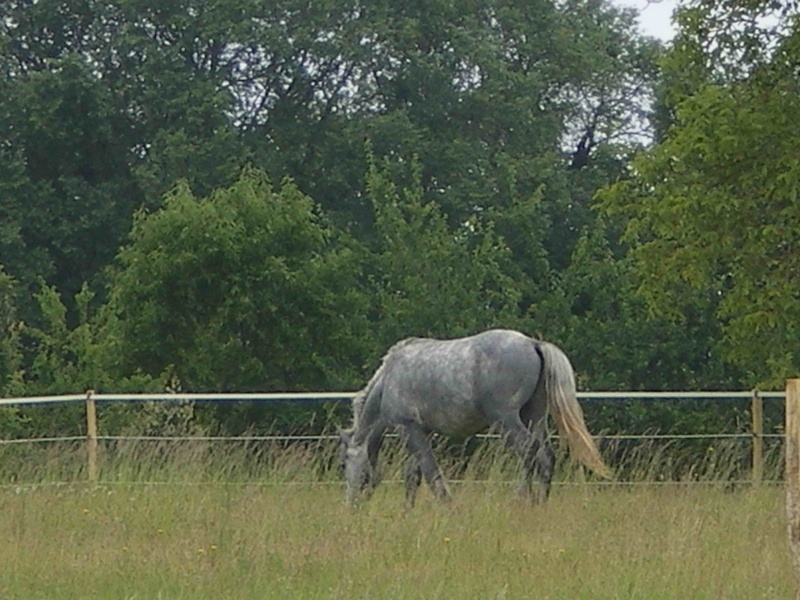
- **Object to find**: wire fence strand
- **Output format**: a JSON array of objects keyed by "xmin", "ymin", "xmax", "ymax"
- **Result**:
[{"xmin": 0, "ymin": 390, "xmax": 788, "ymax": 489}]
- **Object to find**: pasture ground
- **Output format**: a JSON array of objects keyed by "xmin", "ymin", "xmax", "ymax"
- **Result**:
[{"xmin": 0, "ymin": 480, "xmax": 791, "ymax": 599}]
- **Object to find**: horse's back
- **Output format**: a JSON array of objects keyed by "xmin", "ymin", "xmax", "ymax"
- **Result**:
[{"xmin": 379, "ymin": 329, "xmax": 542, "ymax": 435}]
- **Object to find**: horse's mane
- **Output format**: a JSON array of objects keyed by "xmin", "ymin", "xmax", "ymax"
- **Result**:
[{"xmin": 349, "ymin": 337, "xmax": 424, "ymax": 430}]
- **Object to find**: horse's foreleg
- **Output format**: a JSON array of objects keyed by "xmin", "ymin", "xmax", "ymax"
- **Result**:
[
  {"xmin": 364, "ymin": 427, "xmax": 386, "ymax": 497},
  {"xmin": 403, "ymin": 424, "xmax": 452, "ymax": 504}
]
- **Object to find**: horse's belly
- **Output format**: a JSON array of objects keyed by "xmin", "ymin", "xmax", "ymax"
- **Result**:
[{"xmin": 414, "ymin": 399, "xmax": 488, "ymax": 437}]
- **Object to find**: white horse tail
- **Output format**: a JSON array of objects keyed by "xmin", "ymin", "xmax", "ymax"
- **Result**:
[{"xmin": 537, "ymin": 342, "xmax": 612, "ymax": 479}]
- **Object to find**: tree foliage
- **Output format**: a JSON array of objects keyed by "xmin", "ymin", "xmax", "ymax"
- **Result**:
[
  {"xmin": 364, "ymin": 152, "xmax": 523, "ymax": 345},
  {"xmin": 0, "ymin": 1, "xmax": 660, "ymax": 305},
  {"xmin": 106, "ymin": 168, "xmax": 371, "ymax": 391},
  {"xmin": 599, "ymin": 0, "xmax": 800, "ymax": 385},
  {"xmin": 0, "ymin": 267, "xmax": 23, "ymax": 396},
  {"xmin": 3, "ymin": 0, "xmax": 766, "ymax": 443}
]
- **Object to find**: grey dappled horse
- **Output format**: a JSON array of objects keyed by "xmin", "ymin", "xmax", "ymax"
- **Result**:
[{"xmin": 340, "ymin": 329, "xmax": 612, "ymax": 508}]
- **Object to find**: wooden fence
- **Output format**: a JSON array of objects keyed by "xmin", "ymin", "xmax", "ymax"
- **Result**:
[
  {"xmin": 6, "ymin": 385, "xmax": 797, "ymax": 594},
  {"xmin": 0, "ymin": 389, "xmax": 787, "ymax": 484},
  {"xmin": 785, "ymin": 379, "xmax": 800, "ymax": 598}
]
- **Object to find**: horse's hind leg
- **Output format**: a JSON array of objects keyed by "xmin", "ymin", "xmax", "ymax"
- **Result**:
[
  {"xmin": 403, "ymin": 424, "xmax": 452, "ymax": 504},
  {"xmin": 498, "ymin": 415, "xmax": 552, "ymax": 504},
  {"xmin": 404, "ymin": 455, "xmax": 422, "ymax": 510},
  {"xmin": 529, "ymin": 419, "xmax": 555, "ymax": 504}
]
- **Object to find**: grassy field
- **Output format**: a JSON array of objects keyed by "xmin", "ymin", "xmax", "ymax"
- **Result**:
[{"xmin": 0, "ymin": 440, "xmax": 793, "ymax": 599}]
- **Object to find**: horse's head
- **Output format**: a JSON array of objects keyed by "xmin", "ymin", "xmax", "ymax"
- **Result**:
[{"xmin": 339, "ymin": 428, "xmax": 370, "ymax": 506}]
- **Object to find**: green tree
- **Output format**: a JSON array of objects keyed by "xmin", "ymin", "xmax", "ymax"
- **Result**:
[
  {"xmin": 8, "ymin": 281, "xmax": 156, "ymax": 393},
  {"xmin": 1, "ymin": 1, "xmax": 252, "ymax": 323},
  {"xmin": 0, "ymin": 57, "xmax": 140, "ymax": 315},
  {"xmin": 105, "ymin": 168, "xmax": 371, "ymax": 392},
  {"xmin": 0, "ymin": 267, "xmax": 25, "ymax": 433},
  {"xmin": 364, "ymin": 153, "xmax": 523, "ymax": 346},
  {"xmin": 1, "ymin": 0, "xmax": 660, "ymax": 319},
  {"xmin": 534, "ymin": 220, "xmax": 741, "ymax": 390},
  {"xmin": 0, "ymin": 267, "xmax": 23, "ymax": 397},
  {"xmin": 0, "ymin": 0, "xmax": 689, "ymax": 418},
  {"xmin": 0, "ymin": 281, "xmax": 160, "ymax": 438},
  {"xmin": 599, "ymin": 0, "xmax": 800, "ymax": 386}
]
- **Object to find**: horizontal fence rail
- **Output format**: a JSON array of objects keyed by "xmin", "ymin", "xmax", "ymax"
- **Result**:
[
  {"xmin": 0, "ymin": 390, "xmax": 788, "ymax": 406},
  {"xmin": 0, "ymin": 390, "xmax": 788, "ymax": 486}
]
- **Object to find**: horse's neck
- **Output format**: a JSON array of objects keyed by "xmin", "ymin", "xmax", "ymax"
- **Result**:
[{"xmin": 351, "ymin": 392, "xmax": 366, "ymax": 428}]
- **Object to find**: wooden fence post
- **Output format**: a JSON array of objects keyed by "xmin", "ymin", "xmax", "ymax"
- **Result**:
[
  {"xmin": 786, "ymin": 378, "xmax": 800, "ymax": 599},
  {"xmin": 85, "ymin": 390, "xmax": 98, "ymax": 482},
  {"xmin": 751, "ymin": 390, "xmax": 763, "ymax": 486}
]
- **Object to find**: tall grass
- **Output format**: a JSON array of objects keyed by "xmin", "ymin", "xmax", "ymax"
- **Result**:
[
  {"xmin": 0, "ymin": 429, "xmax": 786, "ymax": 488},
  {"xmin": 0, "ymin": 434, "xmax": 793, "ymax": 599}
]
